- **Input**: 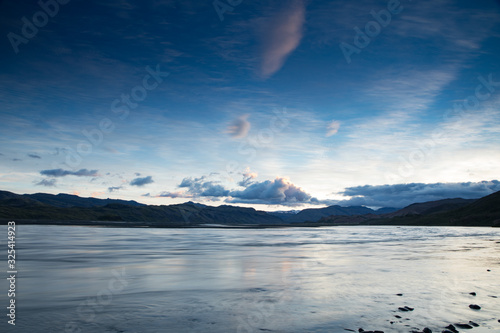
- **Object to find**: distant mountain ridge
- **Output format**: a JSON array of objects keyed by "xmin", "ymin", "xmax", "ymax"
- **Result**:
[
  {"xmin": 0, "ymin": 189, "xmax": 499, "ymax": 227},
  {"xmin": 383, "ymin": 198, "xmax": 476, "ymax": 218},
  {"xmin": 319, "ymin": 193, "xmax": 498, "ymax": 227},
  {"xmin": 0, "ymin": 190, "xmax": 282, "ymax": 226},
  {"xmin": 0, "ymin": 190, "xmax": 144, "ymax": 208},
  {"xmin": 270, "ymin": 205, "xmax": 397, "ymax": 223},
  {"xmin": 371, "ymin": 190, "xmax": 500, "ymax": 227}
]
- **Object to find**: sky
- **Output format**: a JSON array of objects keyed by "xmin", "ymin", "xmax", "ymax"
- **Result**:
[{"xmin": 1, "ymin": 0, "xmax": 500, "ymax": 210}]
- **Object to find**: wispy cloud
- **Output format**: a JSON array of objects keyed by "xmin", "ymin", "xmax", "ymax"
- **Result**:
[
  {"xmin": 35, "ymin": 178, "xmax": 57, "ymax": 187},
  {"xmin": 130, "ymin": 176, "xmax": 154, "ymax": 187},
  {"xmin": 326, "ymin": 120, "xmax": 340, "ymax": 137},
  {"xmin": 157, "ymin": 191, "xmax": 188, "ymax": 198},
  {"xmin": 260, "ymin": 0, "xmax": 305, "ymax": 78},
  {"xmin": 28, "ymin": 154, "xmax": 41, "ymax": 159},
  {"xmin": 108, "ymin": 186, "xmax": 124, "ymax": 192},
  {"xmin": 40, "ymin": 169, "xmax": 99, "ymax": 177},
  {"xmin": 227, "ymin": 114, "xmax": 251, "ymax": 139},
  {"xmin": 238, "ymin": 168, "xmax": 258, "ymax": 187}
]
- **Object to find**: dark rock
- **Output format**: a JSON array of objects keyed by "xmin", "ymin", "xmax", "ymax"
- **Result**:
[
  {"xmin": 487, "ymin": 269, "xmax": 491, "ymax": 271},
  {"xmin": 445, "ymin": 324, "xmax": 458, "ymax": 332},
  {"xmin": 358, "ymin": 329, "xmax": 364, "ymax": 332},
  {"xmin": 398, "ymin": 307, "xmax": 409, "ymax": 311},
  {"xmin": 469, "ymin": 304, "xmax": 481, "ymax": 310},
  {"xmin": 396, "ymin": 293, "xmax": 403, "ymax": 296},
  {"xmin": 455, "ymin": 323, "xmax": 473, "ymax": 329},
  {"xmin": 441, "ymin": 331, "xmax": 454, "ymax": 333},
  {"xmin": 468, "ymin": 321, "xmax": 479, "ymax": 327},
  {"xmin": 404, "ymin": 306, "xmax": 414, "ymax": 311},
  {"xmin": 395, "ymin": 315, "xmax": 402, "ymax": 318},
  {"xmin": 344, "ymin": 329, "xmax": 355, "ymax": 332},
  {"xmin": 423, "ymin": 328, "xmax": 432, "ymax": 333},
  {"xmin": 469, "ymin": 292, "xmax": 476, "ymax": 296}
]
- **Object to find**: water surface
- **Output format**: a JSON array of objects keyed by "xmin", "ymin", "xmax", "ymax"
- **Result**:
[{"xmin": 2, "ymin": 225, "xmax": 500, "ymax": 332}]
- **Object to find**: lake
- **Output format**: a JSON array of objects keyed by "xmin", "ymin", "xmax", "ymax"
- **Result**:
[{"xmin": 2, "ymin": 225, "xmax": 500, "ymax": 332}]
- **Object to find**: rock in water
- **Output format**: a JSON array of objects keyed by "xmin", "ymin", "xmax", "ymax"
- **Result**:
[
  {"xmin": 423, "ymin": 328, "xmax": 432, "ymax": 333},
  {"xmin": 468, "ymin": 321, "xmax": 479, "ymax": 327},
  {"xmin": 469, "ymin": 292, "xmax": 476, "ymax": 296},
  {"xmin": 469, "ymin": 304, "xmax": 481, "ymax": 310},
  {"xmin": 455, "ymin": 323, "xmax": 473, "ymax": 329}
]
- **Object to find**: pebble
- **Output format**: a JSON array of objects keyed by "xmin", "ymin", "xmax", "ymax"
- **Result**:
[
  {"xmin": 469, "ymin": 292, "xmax": 476, "ymax": 296},
  {"xmin": 469, "ymin": 304, "xmax": 481, "ymax": 310},
  {"xmin": 455, "ymin": 323, "xmax": 473, "ymax": 329},
  {"xmin": 469, "ymin": 321, "xmax": 479, "ymax": 327},
  {"xmin": 410, "ymin": 328, "xmax": 432, "ymax": 333},
  {"xmin": 357, "ymin": 329, "xmax": 384, "ymax": 333},
  {"xmin": 398, "ymin": 306, "xmax": 414, "ymax": 311},
  {"xmin": 445, "ymin": 324, "xmax": 458, "ymax": 332}
]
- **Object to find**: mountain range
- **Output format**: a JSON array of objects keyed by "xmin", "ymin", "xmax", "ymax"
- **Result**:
[{"xmin": 0, "ymin": 190, "xmax": 499, "ymax": 227}]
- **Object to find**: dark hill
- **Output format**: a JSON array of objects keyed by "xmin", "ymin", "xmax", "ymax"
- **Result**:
[
  {"xmin": 0, "ymin": 190, "xmax": 145, "ymax": 208},
  {"xmin": 367, "ymin": 191, "xmax": 500, "ymax": 226},
  {"xmin": 278, "ymin": 205, "xmax": 376, "ymax": 223},
  {"xmin": 383, "ymin": 198, "xmax": 476, "ymax": 218},
  {"xmin": 0, "ymin": 190, "xmax": 283, "ymax": 226}
]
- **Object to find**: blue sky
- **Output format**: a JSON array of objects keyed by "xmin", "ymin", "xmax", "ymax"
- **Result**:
[{"xmin": 1, "ymin": 0, "xmax": 500, "ymax": 209}]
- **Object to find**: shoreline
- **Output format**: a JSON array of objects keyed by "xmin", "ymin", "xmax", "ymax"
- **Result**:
[{"xmin": 1, "ymin": 219, "xmax": 499, "ymax": 229}]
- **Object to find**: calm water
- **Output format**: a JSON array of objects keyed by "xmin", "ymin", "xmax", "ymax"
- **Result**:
[{"xmin": 1, "ymin": 225, "xmax": 500, "ymax": 333}]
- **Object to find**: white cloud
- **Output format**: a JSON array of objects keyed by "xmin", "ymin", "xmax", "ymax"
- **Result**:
[
  {"xmin": 326, "ymin": 120, "xmax": 340, "ymax": 137},
  {"xmin": 260, "ymin": 0, "xmax": 305, "ymax": 78}
]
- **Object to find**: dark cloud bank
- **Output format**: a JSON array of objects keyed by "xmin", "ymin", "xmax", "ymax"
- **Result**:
[
  {"xmin": 157, "ymin": 177, "xmax": 500, "ymax": 208},
  {"xmin": 40, "ymin": 168, "xmax": 98, "ymax": 177},
  {"xmin": 337, "ymin": 180, "xmax": 500, "ymax": 208}
]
